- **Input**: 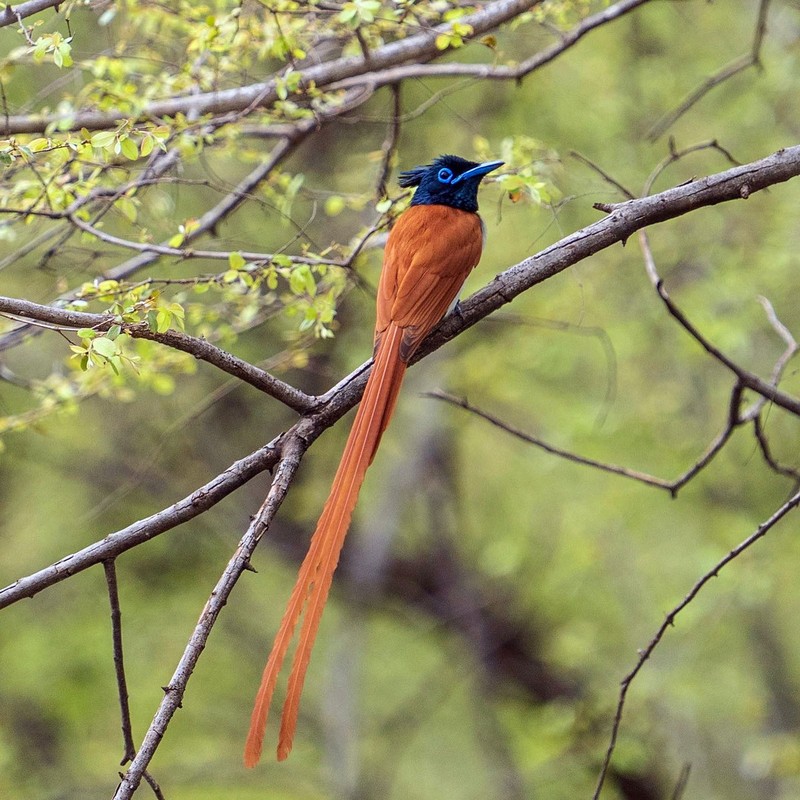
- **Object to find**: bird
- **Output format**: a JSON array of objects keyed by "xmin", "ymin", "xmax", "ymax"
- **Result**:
[{"xmin": 244, "ymin": 154, "xmax": 503, "ymax": 766}]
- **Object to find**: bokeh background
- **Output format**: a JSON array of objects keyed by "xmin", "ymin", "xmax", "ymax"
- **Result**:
[{"xmin": 1, "ymin": 1, "xmax": 800, "ymax": 798}]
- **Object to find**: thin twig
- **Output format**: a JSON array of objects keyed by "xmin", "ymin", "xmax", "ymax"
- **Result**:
[
  {"xmin": 592, "ymin": 487, "xmax": 800, "ymax": 799},
  {"xmin": 633, "ymin": 223, "xmax": 800, "ymax": 418},
  {"xmin": 670, "ymin": 764, "xmax": 692, "ymax": 800},
  {"xmin": 141, "ymin": 772, "xmax": 165, "ymax": 800},
  {"xmin": 642, "ymin": 138, "xmax": 742, "ymax": 197},
  {"xmin": 648, "ymin": 0, "xmax": 772, "ymax": 141},
  {"xmin": 376, "ymin": 84, "xmax": 402, "ymax": 198},
  {"xmin": 112, "ymin": 434, "xmax": 308, "ymax": 799},
  {"xmin": 426, "ymin": 389, "xmax": 739, "ymax": 497},
  {"xmin": 104, "ymin": 560, "xmax": 137, "ymax": 765}
]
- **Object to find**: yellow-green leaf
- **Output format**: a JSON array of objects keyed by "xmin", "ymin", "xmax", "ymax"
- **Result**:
[{"xmin": 228, "ymin": 251, "xmax": 246, "ymax": 270}]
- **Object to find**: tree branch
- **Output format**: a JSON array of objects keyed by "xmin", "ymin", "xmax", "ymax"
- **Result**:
[
  {"xmin": 425, "ymin": 389, "xmax": 741, "ymax": 496},
  {"xmin": 0, "ymin": 439, "xmax": 282, "ymax": 608},
  {"xmin": 0, "ymin": 0, "xmax": 540, "ymax": 134},
  {"xmin": 422, "ymin": 144, "xmax": 800, "ymax": 414},
  {"xmin": 112, "ymin": 433, "xmax": 308, "ymax": 800},
  {"xmin": 0, "ymin": 295, "xmax": 315, "ymax": 412},
  {"xmin": 0, "ymin": 0, "xmax": 61, "ymax": 29},
  {"xmin": 592, "ymin": 486, "xmax": 800, "ymax": 800},
  {"xmin": 647, "ymin": 0, "xmax": 772, "ymax": 141},
  {"xmin": 328, "ymin": 0, "xmax": 652, "ymax": 91},
  {"xmin": 2, "ymin": 143, "xmax": 797, "ymax": 623}
]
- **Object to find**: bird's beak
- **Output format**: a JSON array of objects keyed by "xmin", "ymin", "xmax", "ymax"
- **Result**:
[{"xmin": 452, "ymin": 160, "xmax": 504, "ymax": 184}]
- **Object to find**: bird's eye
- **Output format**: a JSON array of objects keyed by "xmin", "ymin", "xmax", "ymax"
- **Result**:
[{"xmin": 437, "ymin": 167, "xmax": 454, "ymax": 184}]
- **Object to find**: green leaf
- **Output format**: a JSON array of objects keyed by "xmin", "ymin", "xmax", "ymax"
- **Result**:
[
  {"xmin": 325, "ymin": 196, "xmax": 345, "ymax": 216},
  {"xmin": 91, "ymin": 336, "xmax": 117, "ymax": 358},
  {"xmin": 228, "ymin": 251, "xmax": 246, "ymax": 270},
  {"xmin": 115, "ymin": 196, "xmax": 137, "ymax": 222},
  {"xmin": 57, "ymin": 42, "xmax": 73, "ymax": 67},
  {"xmin": 91, "ymin": 131, "xmax": 116, "ymax": 149},
  {"xmin": 120, "ymin": 137, "xmax": 139, "ymax": 160},
  {"xmin": 156, "ymin": 309, "xmax": 172, "ymax": 332}
]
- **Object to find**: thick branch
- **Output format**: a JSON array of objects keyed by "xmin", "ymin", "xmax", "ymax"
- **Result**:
[
  {"xmin": 419, "ymin": 144, "xmax": 800, "ymax": 416},
  {"xmin": 0, "ymin": 440, "xmax": 281, "ymax": 608},
  {"xmin": 3, "ymin": 145, "xmax": 799, "ymax": 606},
  {"xmin": 0, "ymin": 0, "xmax": 61, "ymax": 29},
  {"xmin": 0, "ymin": 0, "xmax": 538, "ymax": 135}
]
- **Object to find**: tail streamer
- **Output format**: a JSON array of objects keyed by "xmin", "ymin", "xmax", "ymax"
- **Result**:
[{"xmin": 244, "ymin": 324, "xmax": 407, "ymax": 765}]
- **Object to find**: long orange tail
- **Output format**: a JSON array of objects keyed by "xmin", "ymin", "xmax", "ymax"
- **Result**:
[{"xmin": 244, "ymin": 323, "xmax": 407, "ymax": 766}]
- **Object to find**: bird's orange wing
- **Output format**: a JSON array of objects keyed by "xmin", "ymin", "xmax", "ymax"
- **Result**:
[{"xmin": 376, "ymin": 205, "xmax": 483, "ymax": 356}]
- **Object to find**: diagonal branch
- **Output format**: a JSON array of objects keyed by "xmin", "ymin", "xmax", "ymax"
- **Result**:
[
  {"xmin": 647, "ymin": 0, "xmax": 772, "ymax": 141},
  {"xmin": 112, "ymin": 433, "xmax": 308, "ymax": 800},
  {"xmin": 421, "ymin": 144, "xmax": 800, "ymax": 415},
  {"xmin": 0, "ymin": 0, "xmax": 539, "ymax": 135},
  {"xmin": 3, "ymin": 144, "xmax": 800, "ymax": 612},
  {"xmin": 0, "ymin": 0, "xmax": 62, "ymax": 29},
  {"xmin": 426, "ymin": 389, "xmax": 742, "ymax": 496},
  {"xmin": 0, "ymin": 439, "xmax": 282, "ymax": 608},
  {"xmin": 328, "ymin": 0, "xmax": 653, "ymax": 92},
  {"xmin": 592, "ymin": 486, "xmax": 800, "ymax": 800},
  {"xmin": 0, "ymin": 295, "xmax": 315, "ymax": 412}
]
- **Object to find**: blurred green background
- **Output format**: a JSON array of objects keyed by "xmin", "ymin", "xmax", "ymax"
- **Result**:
[{"xmin": 1, "ymin": 1, "xmax": 800, "ymax": 798}]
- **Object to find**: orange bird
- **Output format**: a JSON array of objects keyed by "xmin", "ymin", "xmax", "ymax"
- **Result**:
[{"xmin": 245, "ymin": 154, "xmax": 503, "ymax": 765}]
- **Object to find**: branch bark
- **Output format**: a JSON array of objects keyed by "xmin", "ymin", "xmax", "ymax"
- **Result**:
[
  {"xmin": 0, "ymin": 296, "xmax": 315, "ymax": 412},
  {"xmin": 112, "ymin": 433, "xmax": 307, "ymax": 800},
  {"xmin": 4, "ymin": 144, "xmax": 799, "ymax": 604},
  {"xmin": 0, "ymin": 0, "xmax": 539, "ymax": 134},
  {"xmin": 0, "ymin": 0, "xmax": 61, "ymax": 29}
]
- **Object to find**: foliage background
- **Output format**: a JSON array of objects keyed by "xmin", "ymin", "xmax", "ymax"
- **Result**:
[{"xmin": 1, "ymin": 1, "xmax": 800, "ymax": 799}]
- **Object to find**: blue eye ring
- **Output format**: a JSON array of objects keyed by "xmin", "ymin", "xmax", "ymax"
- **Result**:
[{"xmin": 437, "ymin": 167, "xmax": 454, "ymax": 184}]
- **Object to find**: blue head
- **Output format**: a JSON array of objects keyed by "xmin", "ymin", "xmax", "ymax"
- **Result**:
[{"xmin": 398, "ymin": 154, "xmax": 504, "ymax": 213}]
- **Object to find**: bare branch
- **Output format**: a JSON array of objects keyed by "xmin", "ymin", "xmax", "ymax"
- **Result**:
[
  {"xmin": 0, "ymin": 439, "xmax": 281, "ymax": 608},
  {"xmin": 426, "ymin": 389, "xmax": 740, "ymax": 496},
  {"xmin": 427, "ymin": 390, "xmax": 678, "ymax": 490},
  {"xmin": 103, "ymin": 560, "xmax": 136, "ymax": 766},
  {"xmin": 419, "ymin": 144, "xmax": 800, "ymax": 418},
  {"xmin": 327, "ymin": 0, "xmax": 653, "ymax": 91},
  {"xmin": 0, "ymin": 0, "xmax": 62, "ymax": 28},
  {"xmin": 112, "ymin": 434, "xmax": 308, "ymax": 800},
  {"xmin": 592, "ymin": 486, "xmax": 800, "ymax": 800},
  {"xmin": 648, "ymin": 0, "xmax": 772, "ymax": 141},
  {"xmin": 636, "ymin": 224, "xmax": 800, "ymax": 417},
  {"xmin": 375, "ymin": 84, "xmax": 402, "ymax": 198}
]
